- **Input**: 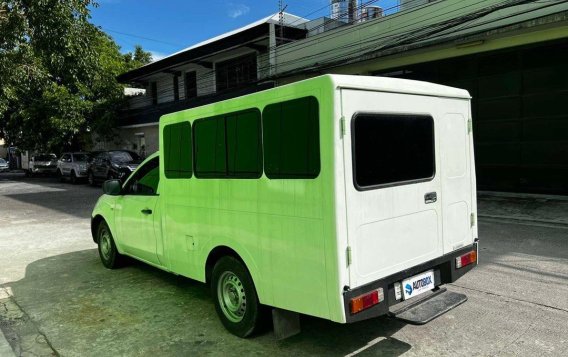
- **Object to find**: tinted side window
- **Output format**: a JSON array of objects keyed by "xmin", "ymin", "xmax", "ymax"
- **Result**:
[
  {"xmin": 125, "ymin": 157, "xmax": 160, "ymax": 195},
  {"xmin": 352, "ymin": 114, "xmax": 435, "ymax": 190},
  {"xmin": 193, "ymin": 109, "xmax": 262, "ymax": 178},
  {"xmin": 164, "ymin": 122, "xmax": 192, "ymax": 179},
  {"xmin": 263, "ymin": 96, "xmax": 320, "ymax": 179}
]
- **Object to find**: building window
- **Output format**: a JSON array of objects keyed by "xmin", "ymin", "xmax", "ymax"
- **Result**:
[
  {"xmin": 193, "ymin": 108, "xmax": 262, "ymax": 178},
  {"xmin": 215, "ymin": 53, "xmax": 257, "ymax": 92},
  {"xmin": 163, "ymin": 122, "xmax": 192, "ymax": 179},
  {"xmin": 262, "ymin": 96, "xmax": 320, "ymax": 179},
  {"xmin": 151, "ymin": 82, "xmax": 157, "ymax": 105},
  {"xmin": 173, "ymin": 75, "xmax": 180, "ymax": 101},
  {"xmin": 352, "ymin": 114, "xmax": 435, "ymax": 190},
  {"xmin": 185, "ymin": 71, "xmax": 197, "ymax": 99}
]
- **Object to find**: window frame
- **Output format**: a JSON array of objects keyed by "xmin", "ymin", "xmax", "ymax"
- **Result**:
[{"xmin": 350, "ymin": 112, "xmax": 436, "ymax": 192}]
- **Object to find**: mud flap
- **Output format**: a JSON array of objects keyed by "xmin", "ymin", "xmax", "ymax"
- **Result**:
[
  {"xmin": 272, "ymin": 308, "xmax": 301, "ymax": 340},
  {"xmin": 389, "ymin": 288, "xmax": 467, "ymax": 325}
]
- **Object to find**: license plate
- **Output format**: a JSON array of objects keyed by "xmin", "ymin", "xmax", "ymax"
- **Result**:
[{"xmin": 402, "ymin": 270, "xmax": 435, "ymax": 300}]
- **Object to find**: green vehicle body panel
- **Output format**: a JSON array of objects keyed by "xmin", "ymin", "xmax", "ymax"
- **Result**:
[{"xmin": 93, "ymin": 76, "xmax": 345, "ymax": 322}]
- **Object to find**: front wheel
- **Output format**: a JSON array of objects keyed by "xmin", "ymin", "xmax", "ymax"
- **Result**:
[
  {"xmin": 97, "ymin": 221, "xmax": 125, "ymax": 269},
  {"xmin": 70, "ymin": 170, "xmax": 77, "ymax": 184},
  {"xmin": 211, "ymin": 256, "xmax": 266, "ymax": 338}
]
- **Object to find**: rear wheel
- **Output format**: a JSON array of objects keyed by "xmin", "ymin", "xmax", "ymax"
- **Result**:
[
  {"xmin": 211, "ymin": 256, "xmax": 266, "ymax": 338},
  {"xmin": 97, "ymin": 221, "xmax": 125, "ymax": 269}
]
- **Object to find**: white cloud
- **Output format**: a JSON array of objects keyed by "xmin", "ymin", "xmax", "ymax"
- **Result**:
[
  {"xmin": 150, "ymin": 51, "xmax": 167, "ymax": 62},
  {"xmin": 227, "ymin": 3, "xmax": 250, "ymax": 19}
]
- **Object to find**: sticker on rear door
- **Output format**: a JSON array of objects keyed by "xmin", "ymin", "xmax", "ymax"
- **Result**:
[{"xmin": 402, "ymin": 270, "xmax": 435, "ymax": 300}]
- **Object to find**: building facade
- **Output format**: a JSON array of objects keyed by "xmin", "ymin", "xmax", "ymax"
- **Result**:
[
  {"xmin": 265, "ymin": 0, "xmax": 568, "ymax": 194},
  {"xmin": 114, "ymin": 13, "xmax": 308, "ymax": 155}
]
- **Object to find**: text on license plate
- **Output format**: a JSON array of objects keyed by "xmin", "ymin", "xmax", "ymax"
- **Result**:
[{"xmin": 402, "ymin": 270, "xmax": 435, "ymax": 300}]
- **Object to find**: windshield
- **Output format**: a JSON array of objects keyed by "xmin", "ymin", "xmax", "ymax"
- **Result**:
[
  {"xmin": 35, "ymin": 154, "xmax": 57, "ymax": 162},
  {"xmin": 109, "ymin": 151, "xmax": 140, "ymax": 163},
  {"xmin": 73, "ymin": 154, "xmax": 89, "ymax": 162},
  {"xmin": 0, "ymin": 159, "xmax": 6, "ymax": 164}
]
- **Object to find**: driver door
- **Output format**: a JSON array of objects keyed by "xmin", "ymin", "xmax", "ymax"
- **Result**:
[{"xmin": 115, "ymin": 157, "xmax": 161, "ymax": 265}]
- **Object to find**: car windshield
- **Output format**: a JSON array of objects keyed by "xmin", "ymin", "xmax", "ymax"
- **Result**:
[
  {"xmin": 73, "ymin": 154, "xmax": 89, "ymax": 162},
  {"xmin": 35, "ymin": 154, "xmax": 56, "ymax": 161},
  {"xmin": 109, "ymin": 151, "xmax": 140, "ymax": 163},
  {"xmin": 0, "ymin": 159, "xmax": 6, "ymax": 164}
]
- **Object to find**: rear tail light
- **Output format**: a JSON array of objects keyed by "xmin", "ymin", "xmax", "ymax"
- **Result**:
[
  {"xmin": 456, "ymin": 250, "xmax": 477, "ymax": 269},
  {"xmin": 350, "ymin": 288, "xmax": 384, "ymax": 314}
]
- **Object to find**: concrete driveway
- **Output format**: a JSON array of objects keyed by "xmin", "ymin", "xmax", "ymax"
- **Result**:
[{"xmin": 0, "ymin": 173, "xmax": 567, "ymax": 356}]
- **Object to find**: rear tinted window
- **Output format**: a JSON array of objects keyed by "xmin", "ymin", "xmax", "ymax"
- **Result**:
[
  {"xmin": 262, "ymin": 96, "xmax": 320, "ymax": 179},
  {"xmin": 352, "ymin": 114, "xmax": 435, "ymax": 190},
  {"xmin": 109, "ymin": 151, "xmax": 140, "ymax": 162},
  {"xmin": 193, "ymin": 109, "xmax": 262, "ymax": 178},
  {"xmin": 73, "ymin": 154, "xmax": 88, "ymax": 162},
  {"xmin": 163, "ymin": 122, "xmax": 192, "ymax": 179}
]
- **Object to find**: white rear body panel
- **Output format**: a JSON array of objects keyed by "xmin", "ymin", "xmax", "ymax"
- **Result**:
[{"xmin": 338, "ymin": 84, "xmax": 476, "ymax": 289}]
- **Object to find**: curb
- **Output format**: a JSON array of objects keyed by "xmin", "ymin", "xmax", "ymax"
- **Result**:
[
  {"xmin": 478, "ymin": 191, "xmax": 568, "ymax": 202},
  {"xmin": 478, "ymin": 214, "xmax": 568, "ymax": 229}
]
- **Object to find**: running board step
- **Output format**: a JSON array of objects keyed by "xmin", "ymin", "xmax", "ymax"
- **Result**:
[{"xmin": 389, "ymin": 289, "xmax": 467, "ymax": 325}]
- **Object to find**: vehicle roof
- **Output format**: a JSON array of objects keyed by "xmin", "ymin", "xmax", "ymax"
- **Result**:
[
  {"xmin": 161, "ymin": 74, "xmax": 471, "ymax": 126},
  {"xmin": 327, "ymin": 74, "xmax": 471, "ymax": 100}
]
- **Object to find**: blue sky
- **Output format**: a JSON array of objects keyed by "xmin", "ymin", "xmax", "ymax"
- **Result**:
[{"xmin": 90, "ymin": 0, "xmax": 399, "ymax": 61}]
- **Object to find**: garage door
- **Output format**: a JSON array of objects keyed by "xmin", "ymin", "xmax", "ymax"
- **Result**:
[{"xmin": 377, "ymin": 39, "xmax": 568, "ymax": 194}]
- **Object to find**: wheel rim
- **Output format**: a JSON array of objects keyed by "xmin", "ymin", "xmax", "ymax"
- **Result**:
[
  {"xmin": 217, "ymin": 271, "xmax": 246, "ymax": 323},
  {"xmin": 99, "ymin": 228, "xmax": 112, "ymax": 261}
]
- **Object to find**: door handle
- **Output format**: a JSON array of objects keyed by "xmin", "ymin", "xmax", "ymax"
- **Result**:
[
  {"xmin": 424, "ymin": 192, "xmax": 437, "ymax": 204},
  {"xmin": 141, "ymin": 208, "xmax": 153, "ymax": 215}
]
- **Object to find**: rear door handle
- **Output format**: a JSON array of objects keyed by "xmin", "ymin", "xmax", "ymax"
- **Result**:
[
  {"xmin": 424, "ymin": 192, "xmax": 437, "ymax": 204},
  {"xmin": 141, "ymin": 208, "xmax": 153, "ymax": 215}
]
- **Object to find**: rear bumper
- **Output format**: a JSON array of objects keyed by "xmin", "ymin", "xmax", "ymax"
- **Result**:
[{"xmin": 343, "ymin": 242, "xmax": 478, "ymax": 323}]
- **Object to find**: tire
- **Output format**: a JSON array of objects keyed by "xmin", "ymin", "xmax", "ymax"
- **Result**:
[
  {"xmin": 97, "ymin": 220, "xmax": 125, "ymax": 269},
  {"xmin": 70, "ymin": 170, "xmax": 77, "ymax": 184},
  {"xmin": 88, "ymin": 171, "xmax": 96, "ymax": 186},
  {"xmin": 211, "ymin": 256, "xmax": 266, "ymax": 338}
]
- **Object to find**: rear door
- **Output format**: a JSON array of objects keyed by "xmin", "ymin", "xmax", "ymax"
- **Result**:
[
  {"xmin": 341, "ymin": 89, "xmax": 443, "ymax": 288},
  {"xmin": 438, "ymin": 99, "xmax": 475, "ymax": 253}
]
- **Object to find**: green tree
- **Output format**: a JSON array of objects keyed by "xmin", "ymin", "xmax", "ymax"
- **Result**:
[
  {"xmin": 0, "ymin": 0, "xmax": 152, "ymax": 152},
  {"xmin": 124, "ymin": 45, "xmax": 153, "ymax": 71}
]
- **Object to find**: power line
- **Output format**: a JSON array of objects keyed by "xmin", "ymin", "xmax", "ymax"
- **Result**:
[
  {"xmin": 125, "ymin": 0, "xmax": 564, "ymax": 107},
  {"xmin": 102, "ymin": 27, "xmax": 185, "ymax": 48}
]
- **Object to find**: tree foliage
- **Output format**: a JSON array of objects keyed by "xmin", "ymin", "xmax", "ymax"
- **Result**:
[{"xmin": 0, "ymin": 0, "xmax": 153, "ymax": 152}]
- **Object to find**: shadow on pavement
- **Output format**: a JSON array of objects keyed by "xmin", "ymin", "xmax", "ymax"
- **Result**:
[
  {"xmin": 1, "ymin": 175, "xmax": 100, "ymax": 219},
  {"xmin": 1, "ymin": 249, "xmax": 411, "ymax": 356}
]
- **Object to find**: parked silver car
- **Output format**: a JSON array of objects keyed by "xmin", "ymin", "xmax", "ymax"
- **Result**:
[
  {"xmin": 27, "ymin": 154, "xmax": 58, "ymax": 176},
  {"xmin": 0, "ymin": 158, "xmax": 9, "ymax": 172},
  {"xmin": 57, "ymin": 152, "xmax": 89, "ymax": 184}
]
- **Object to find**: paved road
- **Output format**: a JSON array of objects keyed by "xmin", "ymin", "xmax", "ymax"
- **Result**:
[{"xmin": 0, "ymin": 173, "xmax": 567, "ymax": 356}]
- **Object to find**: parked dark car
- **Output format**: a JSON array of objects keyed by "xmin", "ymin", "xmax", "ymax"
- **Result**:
[{"xmin": 87, "ymin": 150, "xmax": 142, "ymax": 185}]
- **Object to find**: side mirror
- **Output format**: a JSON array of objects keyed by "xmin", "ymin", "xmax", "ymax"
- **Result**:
[{"xmin": 102, "ymin": 179, "xmax": 122, "ymax": 196}]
